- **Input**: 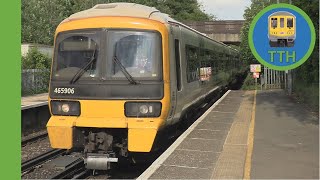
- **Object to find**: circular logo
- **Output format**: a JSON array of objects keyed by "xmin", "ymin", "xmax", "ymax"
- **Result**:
[{"xmin": 249, "ymin": 3, "xmax": 316, "ymax": 70}]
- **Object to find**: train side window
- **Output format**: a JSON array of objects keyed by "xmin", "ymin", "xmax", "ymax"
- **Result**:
[
  {"xmin": 271, "ymin": 18, "xmax": 277, "ymax": 28},
  {"xmin": 186, "ymin": 45, "xmax": 199, "ymax": 83},
  {"xmin": 205, "ymin": 50, "xmax": 211, "ymax": 61},
  {"xmin": 210, "ymin": 50, "xmax": 217, "ymax": 74},
  {"xmin": 280, "ymin": 18, "xmax": 284, "ymax": 28},
  {"xmin": 175, "ymin": 39, "xmax": 181, "ymax": 91},
  {"xmin": 287, "ymin": 18, "xmax": 293, "ymax": 28},
  {"xmin": 218, "ymin": 52, "xmax": 225, "ymax": 71}
]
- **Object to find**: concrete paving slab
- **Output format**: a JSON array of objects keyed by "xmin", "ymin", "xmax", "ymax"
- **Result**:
[
  {"xmin": 187, "ymin": 129, "xmax": 228, "ymax": 140},
  {"xmin": 226, "ymin": 122, "xmax": 250, "ymax": 145},
  {"xmin": 213, "ymin": 105, "xmax": 240, "ymax": 113},
  {"xmin": 211, "ymin": 145, "xmax": 247, "ymax": 179},
  {"xmin": 177, "ymin": 138, "xmax": 225, "ymax": 152},
  {"xmin": 163, "ymin": 149, "xmax": 219, "ymax": 168},
  {"xmin": 205, "ymin": 115, "xmax": 235, "ymax": 123},
  {"xmin": 195, "ymin": 121, "xmax": 232, "ymax": 131},
  {"xmin": 149, "ymin": 165, "xmax": 214, "ymax": 179},
  {"xmin": 207, "ymin": 111, "xmax": 236, "ymax": 119}
]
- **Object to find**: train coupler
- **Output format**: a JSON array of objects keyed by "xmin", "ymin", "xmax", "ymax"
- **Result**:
[{"xmin": 85, "ymin": 153, "xmax": 118, "ymax": 170}]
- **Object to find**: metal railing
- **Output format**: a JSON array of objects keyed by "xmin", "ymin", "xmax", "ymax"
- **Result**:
[{"xmin": 21, "ymin": 69, "xmax": 50, "ymax": 96}]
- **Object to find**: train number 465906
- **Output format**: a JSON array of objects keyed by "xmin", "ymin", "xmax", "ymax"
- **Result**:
[{"xmin": 54, "ymin": 87, "xmax": 75, "ymax": 94}]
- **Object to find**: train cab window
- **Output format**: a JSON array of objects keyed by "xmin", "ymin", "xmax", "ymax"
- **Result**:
[
  {"xmin": 52, "ymin": 30, "xmax": 101, "ymax": 81},
  {"xmin": 175, "ymin": 39, "xmax": 182, "ymax": 91},
  {"xmin": 107, "ymin": 30, "xmax": 162, "ymax": 80},
  {"xmin": 271, "ymin": 18, "xmax": 277, "ymax": 28},
  {"xmin": 280, "ymin": 18, "xmax": 284, "ymax": 28},
  {"xmin": 287, "ymin": 18, "xmax": 293, "ymax": 28}
]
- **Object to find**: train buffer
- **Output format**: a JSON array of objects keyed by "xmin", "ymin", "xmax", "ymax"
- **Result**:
[
  {"xmin": 21, "ymin": 93, "xmax": 48, "ymax": 110},
  {"xmin": 138, "ymin": 90, "xmax": 319, "ymax": 179}
]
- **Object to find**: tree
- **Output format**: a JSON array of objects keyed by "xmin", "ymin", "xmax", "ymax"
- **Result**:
[
  {"xmin": 22, "ymin": 0, "xmax": 71, "ymax": 45},
  {"xmin": 240, "ymin": 0, "xmax": 273, "ymax": 66},
  {"xmin": 291, "ymin": 0, "xmax": 319, "ymax": 84},
  {"xmin": 21, "ymin": 0, "xmax": 215, "ymax": 45}
]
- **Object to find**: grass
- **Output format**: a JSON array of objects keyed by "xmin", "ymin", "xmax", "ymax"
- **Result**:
[
  {"xmin": 241, "ymin": 73, "xmax": 261, "ymax": 90},
  {"xmin": 292, "ymin": 81, "xmax": 319, "ymax": 113}
]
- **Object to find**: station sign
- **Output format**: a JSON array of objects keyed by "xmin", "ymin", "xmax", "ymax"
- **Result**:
[
  {"xmin": 250, "ymin": 64, "xmax": 261, "ymax": 73},
  {"xmin": 249, "ymin": 3, "xmax": 315, "ymax": 70}
]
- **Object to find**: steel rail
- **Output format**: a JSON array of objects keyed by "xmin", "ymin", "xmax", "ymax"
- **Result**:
[
  {"xmin": 50, "ymin": 158, "xmax": 85, "ymax": 179},
  {"xmin": 21, "ymin": 149, "xmax": 66, "ymax": 173},
  {"xmin": 71, "ymin": 169, "xmax": 92, "ymax": 179},
  {"xmin": 22, "ymin": 132, "xmax": 48, "ymax": 146}
]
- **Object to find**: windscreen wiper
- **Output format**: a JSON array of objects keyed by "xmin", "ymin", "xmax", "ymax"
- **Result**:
[
  {"xmin": 113, "ymin": 56, "xmax": 138, "ymax": 85},
  {"xmin": 70, "ymin": 49, "xmax": 97, "ymax": 84}
]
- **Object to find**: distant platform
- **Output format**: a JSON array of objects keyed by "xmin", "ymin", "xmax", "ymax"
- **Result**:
[{"xmin": 21, "ymin": 93, "xmax": 48, "ymax": 110}]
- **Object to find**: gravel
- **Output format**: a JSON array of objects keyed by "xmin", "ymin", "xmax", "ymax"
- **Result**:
[{"xmin": 22, "ymin": 138, "xmax": 51, "ymax": 162}]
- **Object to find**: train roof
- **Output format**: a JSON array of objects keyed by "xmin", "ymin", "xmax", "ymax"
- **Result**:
[
  {"xmin": 62, "ymin": 3, "xmax": 237, "ymax": 53},
  {"xmin": 269, "ymin": 11, "xmax": 295, "ymax": 17},
  {"xmin": 62, "ymin": 3, "xmax": 175, "ymax": 24}
]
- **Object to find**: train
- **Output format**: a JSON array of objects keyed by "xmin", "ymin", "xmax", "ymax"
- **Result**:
[
  {"xmin": 46, "ymin": 3, "xmax": 242, "ymax": 170},
  {"xmin": 268, "ymin": 11, "xmax": 296, "ymax": 47}
]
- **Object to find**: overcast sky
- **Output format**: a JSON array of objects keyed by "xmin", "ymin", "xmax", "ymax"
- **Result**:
[{"xmin": 198, "ymin": 0, "xmax": 252, "ymax": 20}]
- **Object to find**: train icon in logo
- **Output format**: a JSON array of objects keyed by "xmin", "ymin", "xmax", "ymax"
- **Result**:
[{"xmin": 268, "ymin": 11, "xmax": 296, "ymax": 47}]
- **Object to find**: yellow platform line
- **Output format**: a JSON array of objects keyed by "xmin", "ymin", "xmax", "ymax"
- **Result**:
[{"xmin": 244, "ymin": 90, "xmax": 257, "ymax": 179}]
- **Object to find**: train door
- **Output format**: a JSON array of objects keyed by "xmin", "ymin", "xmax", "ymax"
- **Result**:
[
  {"xmin": 279, "ymin": 16, "xmax": 285, "ymax": 35},
  {"xmin": 168, "ymin": 24, "xmax": 183, "ymax": 125}
]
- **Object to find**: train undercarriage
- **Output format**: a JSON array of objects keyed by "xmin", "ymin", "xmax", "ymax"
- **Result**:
[
  {"xmin": 73, "ymin": 128, "xmax": 129, "ymax": 170},
  {"xmin": 269, "ymin": 39, "xmax": 295, "ymax": 47}
]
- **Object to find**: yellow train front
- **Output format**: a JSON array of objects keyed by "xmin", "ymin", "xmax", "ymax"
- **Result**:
[
  {"xmin": 47, "ymin": 3, "xmax": 241, "ymax": 170},
  {"xmin": 268, "ymin": 11, "xmax": 296, "ymax": 47}
]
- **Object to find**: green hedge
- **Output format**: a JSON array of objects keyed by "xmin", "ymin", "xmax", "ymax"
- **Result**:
[
  {"xmin": 241, "ymin": 72, "xmax": 259, "ymax": 90},
  {"xmin": 21, "ymin": 48, "xmax": 51, "ymax": 96}
]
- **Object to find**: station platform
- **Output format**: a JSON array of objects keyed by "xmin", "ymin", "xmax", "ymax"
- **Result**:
[
  {"xmin": 138, "ymin": 89, "xmax": 319, "ymax": 179},
  {"xmin": 21, "ymin": 93, "xmax": 48, "ymax": 110}
]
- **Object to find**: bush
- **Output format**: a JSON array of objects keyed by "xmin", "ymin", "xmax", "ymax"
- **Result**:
[
  {"xmin": 21, "ymin": 47, "xmax": 51, "ymax": 70},
  {"xmin": 293, "ymin": 80, "xmax": 319, "ymax": 112},
  {"xmin": 241, "ymin": 72, "xmax": 259, "ymax": 90},
  {"xmin": 21, "ymin": 47, "xmax": 51, "ymax": 96}
]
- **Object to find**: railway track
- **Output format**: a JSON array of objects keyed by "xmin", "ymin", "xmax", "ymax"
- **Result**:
[
  {"xmin": 21, "ymin": 149, "xmax": 66, "ymax": 174},
  {"xmin": 22, "ymin": 131, "xmax": 48, "ymax": 146},
  {"xmin": 50, "ymin": 158, "xmax": 88, "ymax": 179}
]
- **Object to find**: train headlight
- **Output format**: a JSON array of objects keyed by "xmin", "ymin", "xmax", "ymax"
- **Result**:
[
  {"xmin": 61, "ymin": 104, "xmax": 70, "ymax": 113},
  {"xmin": 125, "ymin": 102, "xmax": 161, "ymax": 117},
  {"xmin": 139, "ymin": 105, "xmax": 149, "ymax": 114},
  {"xmin": 51, "ymin": 100, "xmax": 80, "ymax": 116}
]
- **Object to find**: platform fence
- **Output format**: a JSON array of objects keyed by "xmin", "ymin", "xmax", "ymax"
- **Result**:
[
  {"xmin": 261, "ymin": 66, "xmax": 286, "ymax": 90},
  {"xmin": 22, "ymin": 69, "xmax": 50, "ymax": 96}
]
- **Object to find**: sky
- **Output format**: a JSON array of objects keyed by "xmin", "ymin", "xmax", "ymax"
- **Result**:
[{"xmin": 198, "ymin": 0, "xmax": 252, "ymax": 20}]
